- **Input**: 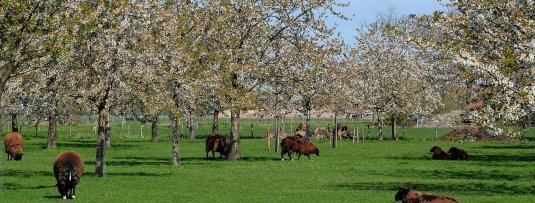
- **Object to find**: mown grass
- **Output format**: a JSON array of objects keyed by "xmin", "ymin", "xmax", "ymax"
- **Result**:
[{"xmin": 1, "ymin": 121, "xmax": 534, "ymax": 202}]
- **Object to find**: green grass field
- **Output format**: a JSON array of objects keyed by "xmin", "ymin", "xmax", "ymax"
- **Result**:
[{"xmin": 1, "ymin": 120, "xmax": 535, "ymax": 202}]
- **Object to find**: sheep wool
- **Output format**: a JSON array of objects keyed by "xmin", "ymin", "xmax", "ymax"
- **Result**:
[
  {"xmin": 205, "ymin": 134, "xmax": 229, "ymax": 159},
  {"xmin": 54, "ymin": 151, "xmax": 84, "ymax": 199},
  {"xmin": 4, "ymin": 132, "xmax": 24, "ymax": 161}
]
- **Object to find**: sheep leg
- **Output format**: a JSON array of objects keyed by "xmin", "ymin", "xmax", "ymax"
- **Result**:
[
  {"xmin": 306, "ymin": 154, "xmax": 311, "ymax": 160},
  {"xmin": 72, "ymin": 185, "xmax": 76, "ymax": 199},
  {"xmin": 288, "ymin": 151, "xmax": 294, "ymax": 161},
  {"xmin": 297, "ymin": 153, "xmax": 302, "ymax": 160},
  {"xmin": 281, "ymin": 149, "xmax": 287, "ymax": 160}
]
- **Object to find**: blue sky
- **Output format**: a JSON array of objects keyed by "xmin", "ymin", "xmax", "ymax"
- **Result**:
[{"xmin": 327, "ymin": 0, "xmax": 448, "ymax": 45}]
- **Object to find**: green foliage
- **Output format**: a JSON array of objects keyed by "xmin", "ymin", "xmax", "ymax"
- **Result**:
[{"xmin": 1, "ymin": 123, "xmax": 534, "ymax": 202}]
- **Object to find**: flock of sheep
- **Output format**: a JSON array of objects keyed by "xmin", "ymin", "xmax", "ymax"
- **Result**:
[
  {"xmin": 5, "ymin": 128, "xmax": 467, "ymax": 201},
  {"xmin": 4, "ymin": 129, "xmax": 84, "ymax": 200}
]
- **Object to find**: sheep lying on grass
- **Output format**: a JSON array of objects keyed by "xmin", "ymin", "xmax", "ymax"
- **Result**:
[
  {"xmin": 429, "ymin": 146, "xmax": 449, "ymax": 160},
  {"xmin": 205, "ymin": 134, "xmax": 229, "ymax": 159},
  {"xmin": 280, "ymin": 136, "xmax": 320, "ymax": 160},
  {"xmin": 4, "ymin": 130, "xmax": 24, "ymax": 161},
  {"xmin": 447, "ymin": 147, "xmax": 468, "ymax": 160},
  {"xmin": 395, "ymin": 187, "xmax": 459, "ymax": 203},
  {"xmin": 54, "ymin": 151, "xmax": 84, "ymax": 199}
]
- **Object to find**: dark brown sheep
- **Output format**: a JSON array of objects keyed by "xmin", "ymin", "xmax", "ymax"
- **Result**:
[
  {"xmin": 205, "ymin": 134, "xmax": 229, "ymax": 159},
  {"xmin": 280, "ymin": 137, "xmax": 320, "ymax": 160},
  {"xmin": 395, "ymin": 187, "xmax": 459, "ymax": 203},
  {"xmin": 447, "ymin": 147, "xmax": 469, "ymax": 160},
  {"xmin": 430, "ymin": 146, "xmax": 450, "ymax": 160},
  {"xmin": 4, "ymin": 131, "xmax": 24, "ymax": 161},
  {"xmin": 54, "ymin": 151, "xmax": 84, "ymax": 199}
]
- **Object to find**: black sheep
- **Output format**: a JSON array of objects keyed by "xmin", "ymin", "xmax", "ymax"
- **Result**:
[{"xmin": 54, "ymin": 151, "xmax": 84, "ymax": 199}]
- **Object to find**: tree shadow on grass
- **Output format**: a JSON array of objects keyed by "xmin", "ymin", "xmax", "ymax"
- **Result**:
[
  {"xmin": 241, "ymin": 156, "xmax": 281, "ymax": 162},
  {"xmin": 475, "ymin": 144, "xmax": 535, "ymax": 150},
  {"xmin": 83, "ymin": 171, "xmax": 169, "ymax": 177},
  {"xmin": 2, "ymin": 169, "xmax": 54, "ymax": 178},
  {"xmin": 2, "ymin": 182, "xmax": 55, "ymax": 190},
  {"xmin": 334, "ymin": 181, "xmax": 535, "ymax": 195},
  {"xmin": 58, "ymin": 141, "xmax": 137, "ymax": 149},
  {"xmin": 469, "ymin": 154, "xmax": 535, "ymax": 162}
]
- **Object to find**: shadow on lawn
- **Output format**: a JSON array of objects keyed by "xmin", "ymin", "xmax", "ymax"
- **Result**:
[
  {"xmin": 335, "ymin": 181, "xmax": 535, "ymax": 195},
  {"xmin": 3, "ymin": 169, "xmax": 54, "ymax": 177},
  {"xmin": 475, "ymin": 144, "xmax": 535, "ymax": 150},
  {"xmin": 2, "ymin": 182, "xmax": 55, "ymax": 190},
  {"xmin": 58, "ymin": 140, "xmax": 137, "ymax": 149}
]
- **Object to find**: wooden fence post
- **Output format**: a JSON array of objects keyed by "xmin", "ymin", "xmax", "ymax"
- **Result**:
[{"xmin": 267, "ymin": 128, "xmax": 271, "ymax": 153}]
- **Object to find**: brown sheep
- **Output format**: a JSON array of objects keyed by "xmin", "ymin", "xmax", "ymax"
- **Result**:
[
  {"xmin": 395, "ymin": 187, "xmax": 459, "ymax": 203},
  {"xmin": 4, "ymin": 131, "xmax": 24, "ymax": 161},
  {"xmin": 280, "ymin": 137, "xmax": 320, "ymax": 160},
  {"xmin": 447, "ymin": 147, "xmax": 469, "ymax": 160},
  {"xmin": 54, "ymin": 151, "xmax": 84, "ymax": 199},
  {"xmin": 430, "ymin": 146, "xmax": 450, "ymax": 160},
  {"xmin": 205, "ymin": 134, "xmax": 229, "ymax": 159}
]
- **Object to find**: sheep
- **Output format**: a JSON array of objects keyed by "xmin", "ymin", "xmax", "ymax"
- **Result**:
[
  {"xmin": 53, "ymin": 151, "xmax": 84, "ymax": 199},
  {"xmin": 429, "ymin": 146, "xmax": 450, "ymax": 160},
  {"xmin": 280, "ymin": 136, "xmax": 320, "ymax": 161},
  {"xmin": 447, "ymin": 147, "xmax": 469, "ymax": 160},
  {"xmin": 395, "ymin": 187, "xmax": 459, "ymax": 203},
  {"xmin": 4, "ymin": 131, "xmax": 24, "ymax": 161},
  {"xmin": 205, "ymin": 134, "xmax": 229, "ymax": 159}
]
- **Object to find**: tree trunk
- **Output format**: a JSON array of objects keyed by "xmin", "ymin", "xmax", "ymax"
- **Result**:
[
  {"xmin": 391, "ymin": 114, "xmax": 397, "ymax": 141},
  {"xmin": 170, "ymin": 114, "xmax": 180, "ymax": 166},
  {"xmin": 228, "ymin": 108, "xmax": 240, "ymax": 160},
  {"xmin": 151, "ymin": 116, "xmax": 158, "ymax": 142},
  {"xmin": 305, "ymin": 100, "xmax": 312, "ymax": 140},
  {"xmin": 332, "ymin": 113, "xmax": 338, "ymax": 148},
  {"xmin": 96, "ymin": 107, "xmax": 109, "ymax": 177},
  {"xmin": 378, "ymin": 118, "xmax": 384, "ymax": 141},
  {"xmin": 105, "ymin": 112, "xmax": 112, "ymax": 148},
  {"xmin": 274, "ymin": 116, "xmax": 280, "ymax": 153},
  {"xmin": 47, "ymin": 111, "xmax": 57, "ymax": 149},
  {"xmin": 188, "ymin": 111, "xmax": 195, "ymax": 141},
  {"xmin": 11, "ymin": 113, "xmax": 18, "ymax": 132},
  {"xmin": 0, "ymin": 113, "xmax": 3, "ymax": 135},
  {"xmin": 211, "ymin": 109, "xmax": 219, "ymax": 134}
]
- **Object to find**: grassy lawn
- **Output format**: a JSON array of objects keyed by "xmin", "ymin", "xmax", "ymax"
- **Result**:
[{"xmin": 1, "ymin": 121, "xmax": 535, "ymax": 202}]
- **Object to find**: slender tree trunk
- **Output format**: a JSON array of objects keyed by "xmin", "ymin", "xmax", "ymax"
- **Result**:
[
  {"xmin": 170, "ymin": 114, "xmax": 180, "ymax": 166},
  {"xmin": 211, "ymin": 109, "xmax": 219, "ymax": 134},
  {"xmin": 105, "ymin": 112, "xmax": 112, "ymax": 148},
  {"xmin": 378, "ymin": 118, "xmax": 384, "ymax": 141},
  {"xmin": 274, "ymin": 115, "xmax": 280, "ymax": 153},
  {"xmin": 47, "ymin": 111, "xmax": 57, "ymax": 149},
  {"xmin": 391, "ymin": 114, "xmax": 397, "ymax": 141},
  {"xmin": 96, "ymin": 107, "xmax": 108, "ymax": 177},
  {"xmin": 228, "ymin": 108, "xmax": 240, "ymax": 160},
  {"xmin": 151, "ymin": 116, "xmax": 158, "ymax": 142},
  {"xmin": 0, "ymin": 113, "xmax": 3, "ymax": 135},
  {"xmin": 188, "ymin": 111, "xmax": 195, "ymax": 141},
  {"xmin": 11, "ymin": 113, "xmax": 18, "ymax": 132},
  {"xmin": 305, "ymin": 100, "xmax": 312, "ymax": 140},
  {"xmin": 332, "ymin": 113, "xmax": 338, "ymax": 148}
]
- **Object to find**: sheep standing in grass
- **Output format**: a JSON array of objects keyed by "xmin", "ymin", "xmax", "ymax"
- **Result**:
[
  {"xmin": 54, "ymin": 151, "xmax": 84, "ymax": 199},
  {"xmin": 205, "ymin": 134, "xmax": 229, "ymax": 159},
  {"xmin": 4, "ymin": 130, "xmax": 24, "ymax": 161},
  {"xmin": 280, "ymin": 137, "xmax": 320, "ymax": 160},
  {"xmin": 447, "ymin": 147, "xmax": 468, "ymax": 160},
  {"xmin": 430, "ymin": 146, "xmax": 449, "ymax": 160},
  {"xmin": 395, "ymin": 187, "xmax": 459, "ymax": 203}
]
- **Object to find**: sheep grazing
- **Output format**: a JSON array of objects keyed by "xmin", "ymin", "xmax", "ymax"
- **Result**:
[
  {"xmin": 430, "ymin": 146, "xmax": 450, "ymax": 160},
  {"xmin": 205, "ymin": 134, "xmax": 229, "ymax": 159},
  {"xmin": 447, "ymin": 147, "xmax": 469, "ymax": 160},
  {"xmin": 53, "ymin": 151, "xmax": 84, "ymax": 200},
  {"xmin": 4, "ymin": 131, "xmax": 24, "ymax": 161},
  {"xmin": 395, "ymin": 187, "xmax": 459, "ymax": 203},
  {"xmin": 280, "ymin": 136, "xmax": 320, "ymax": 160}
]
